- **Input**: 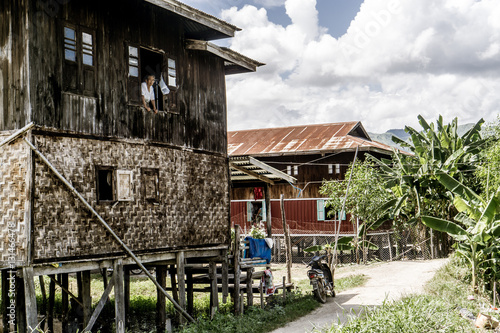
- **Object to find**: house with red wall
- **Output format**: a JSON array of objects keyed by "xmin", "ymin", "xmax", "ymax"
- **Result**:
[{"xmin": 228, "ymin": 121, "xmax": 395, "ymax": 237}]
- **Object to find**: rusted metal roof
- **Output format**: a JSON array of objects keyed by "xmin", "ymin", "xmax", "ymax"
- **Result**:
[{"xmin": 228, "ymin": 122, "xmax": 396, "ymax": 156}]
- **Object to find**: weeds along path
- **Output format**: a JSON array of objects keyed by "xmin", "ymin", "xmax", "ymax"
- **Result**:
[{"xmin": 271, "ymin": 259, "xmax": 448, "ymax": 333}]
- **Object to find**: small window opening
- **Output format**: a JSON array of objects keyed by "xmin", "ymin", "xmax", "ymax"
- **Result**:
[
  {"xmin": 335, "ymin": 164, "xmax": 340, "ymax": 174},
  {"xmin": 167, "ymin": 58, "xmax": 176, "ymax": 87},
  {"xmin": 293, "ymin": 165, "xmax": 299, "ymax": 176},
  {"xmin": 97, "ymin": 167, "xmax": 115, "ymax": 202},
  {"xmin": 328, "ymin": 164, "xmax": 333, "ymax": 174},
  {"xmin": 286, "ymin": 165, "xmax": 292, "ymax": 175},
  {"xmin": 129, "ymin": 46, "xmax": 139, "ymax": 77},
  {"xmin": 82, "ymin": 32, "xmax": 94, "ymax": 66},
  {"xmin": 64, "ymin": 27, "xmax": 76, "ymax": 62}
]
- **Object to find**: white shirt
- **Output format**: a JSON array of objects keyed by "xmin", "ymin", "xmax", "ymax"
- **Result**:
[{"xmin": 141, "ymin": 82, "xmax": 155, "ymax": 103}]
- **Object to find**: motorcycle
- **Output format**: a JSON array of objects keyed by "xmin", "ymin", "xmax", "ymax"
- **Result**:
[{"xmin": 307, "ymin": 255, "xmax": 335, "ymax": 303}]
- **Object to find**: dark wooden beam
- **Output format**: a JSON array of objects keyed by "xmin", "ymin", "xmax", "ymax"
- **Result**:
[
  {"xmin": 61, "ymin": 273, "xmax": 69, "ymax": 333},
  {"xmin": 16, "ymin": 272, "xmax": 26, "ymax": 333},
  {"xmin": 48, "ymin": 274, "xmax": 55, "ymax": 332},
  {"xmin": 2, "ymin": 270, "xmax": 10, "ymax": 330},
  {"xmin": 82, "ymin": 271, "xmax": 92, "ymax": 328},
  {"xmin": 186, "ymin": 271, "xmax": 194, "ymax": 315},
  {"xmin": 156, "ymin": 265, "xmax": 167, "ymax": 333},
  {"xmin": 177, "ymin": 251, "xmax": 186, "ymax": 324}
]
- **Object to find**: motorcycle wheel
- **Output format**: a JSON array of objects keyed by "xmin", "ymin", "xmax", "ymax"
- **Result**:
[{"xmin": 313, "ymin": 281, "xmax": 327, "ymax": 303}]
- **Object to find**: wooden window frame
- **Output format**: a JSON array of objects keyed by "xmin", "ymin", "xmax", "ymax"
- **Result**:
[
  {"xmin": 126, "ymin": 44, "xmax": 179, "ymax": 114},
  {"xmin": 142, "ymin": 168, "xmax": 160, "ymax": 203},
  {"xmin": 62, "ymin": 22, "xmax": 96, "ymax": 97},
  {"xmin": 117, "ymin": 170, "xmax": 134, "ymax": 202}
]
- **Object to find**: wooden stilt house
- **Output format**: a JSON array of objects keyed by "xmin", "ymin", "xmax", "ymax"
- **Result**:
[{"xmin": 0, "ymin": 0, "xmax": 262, "ymax": 331}]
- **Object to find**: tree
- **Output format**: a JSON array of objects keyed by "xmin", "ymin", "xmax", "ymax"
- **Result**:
[{"xmin": 320, "ymin": 160, "xmax": 388, "ymax": 264}]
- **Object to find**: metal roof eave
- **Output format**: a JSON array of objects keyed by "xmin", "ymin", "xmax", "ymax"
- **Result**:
[
  {"xmin": 186, "ymin": 40, "xmax": 264, "ymax": 74},
  {"xmin": 144, "ymin": 0, "xmax": 240, "ymax": 39}
]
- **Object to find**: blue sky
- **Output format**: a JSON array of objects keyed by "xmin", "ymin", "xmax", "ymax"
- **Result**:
[{"xmin": 182, "ymin": 0, "xmax": 500, "ymax": 133}]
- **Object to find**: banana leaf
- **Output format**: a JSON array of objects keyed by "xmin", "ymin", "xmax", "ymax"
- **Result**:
[
  {"xmin": 421, "ymin": 215, "xmax": 468, "ymax": 240},
  {"xmin": 435, "ymin": 172, "xmax": 483, "ymax": 203}
]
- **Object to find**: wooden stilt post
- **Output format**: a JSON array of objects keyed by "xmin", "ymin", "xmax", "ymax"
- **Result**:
[
  {"xmin": 82, "ymin": 271, "xmax": 92, "ymax": 328},
  {"xmin": 38, "ymin": 275, "xmax": 47, "ymax": 331},
  {"xmin": 1, "ymin": 270, "xmax": 9, "ymax": 330},
  {"xmin": 101, "ymin": 268, "xmax": 108, "ymax": 290},
  {"xmin": 16, "ymin": 271, "xmax": 26, "ymax": 333},
  {"xmin": 156, "ymin": 265, "xmax": 167, "ymax": 333},
  {"xmin": 209, "ymin": 260, "xmax": 219, "ymax": 318},
  {"xmin": 281, "ymin": 195, "xmax": 292, "ymax": 283},
  {"xmin": 124, "ymin": 266, "xmax": 131, "ymax": 329},
  {"xmin": 170, "ymin": 264, "xmax": 179, "ymax": 304},
  {"xmin": 22, "ymin": 267, "xmax": 38, "ymax": 331},
  {"xmin": 114, "ymin": 260, "xmax": 125, "ymax": 333},
  {"xmin": 48, "ymin": 274, "xmax": 55, "ymax": 332},
  {"xmin": 259, "ymin": 278, "xmax": 264, "ymax": 309},
  {"xmin": 246, "ymin": 267, "xmax": 254, "ymax": 307},
  {"xmin": 222, "ymin": 252, "xmax": 229, "ymax": 304},
  {"xmin": 186, "ymin": 270, "xmax": 194, "ymax": 315},
  {"xmin": 283, "ymin": 276, "xmax": 286, "ymax": 303},
  {"xmin": 177, "ymin": 251, "xmax": 186, "ymax": 324},
  {"xmin": 233, "ymin": 225, "xmax": 241, "ymax": 315},
  {"xmin": 76, "ymin": 271, "xmax": 84, "ymax": 328},
  {"xmin": 264, "ymin": 183, "xmax": 272, "ymax": 237},
  {"xmin": 61, "ymin": 273, "xmax": 69, "ymax": 333}
]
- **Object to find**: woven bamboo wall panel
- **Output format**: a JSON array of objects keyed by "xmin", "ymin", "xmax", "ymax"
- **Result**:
[
  {"xmin": 0, "ymin": 134, "xmax": 29, "ymax": 266},
  {"xmin": 32, "ymin": 135, "xmax": 229, "ymax": 261}
]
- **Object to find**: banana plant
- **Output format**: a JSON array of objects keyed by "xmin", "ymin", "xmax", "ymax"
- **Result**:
[
  {"xmin": 421, "ymin": 172, "xmax": 500, "ymax": 292},
  {"xmin": 368, "ymin": 115, "xmax": 488, "ymax": 256}
]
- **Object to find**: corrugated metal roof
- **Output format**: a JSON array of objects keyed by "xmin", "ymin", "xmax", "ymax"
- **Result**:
[
  {"xmin": 229, "ymin": 156, "xmax": 297, "ymax": 184},
  {"xmin": 228, "ymin": 122, "xmax": 396, "ymax": 156}
]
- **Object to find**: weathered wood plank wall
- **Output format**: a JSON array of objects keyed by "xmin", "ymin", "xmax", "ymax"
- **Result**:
[
  {"xmin": 0, "ymin": 0, "xmax": 30, "ymax": 130},
  {"xmin": 24, "ymin": 0, "xmax": 227, "ymax": 153}
]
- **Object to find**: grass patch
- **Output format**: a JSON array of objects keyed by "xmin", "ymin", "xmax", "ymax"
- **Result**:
[
  {"xmin": 176, "ymin": 291, "xmax": 319, "ymax": 333},
  {"xmin": 320, "ymin": 257, "xmax": 492, "ymax": 333},
  {"xmin": 335, "ymin": 274, "xmax": 367, "ymax": 293},
  {"xmin": 29, "ymin": 269, "xmax": 367, "ymax": 332},
  {"xmin": 176, "ymin": 273, "xmax": 367, "ymax": 333}
]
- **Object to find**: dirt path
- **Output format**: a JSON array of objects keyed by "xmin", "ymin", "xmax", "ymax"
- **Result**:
[{"xmin": 271, "ymin": 259, "xmax": 448, "ymax": 333}]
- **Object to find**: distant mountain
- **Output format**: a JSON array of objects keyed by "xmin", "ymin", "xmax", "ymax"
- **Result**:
[{"xmin": 368, "ymin": 123, "xmax": 475, "ymax": 151}]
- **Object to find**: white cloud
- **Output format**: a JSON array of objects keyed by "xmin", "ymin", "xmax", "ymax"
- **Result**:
[{"xmin": 221, "ymin": 0, "xmax": 500, "ymax": 133}]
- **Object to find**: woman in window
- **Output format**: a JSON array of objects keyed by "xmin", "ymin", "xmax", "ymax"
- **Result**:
[{"xmin": 141, "ymin": 74, "xmax": 158, "ymax": 113}]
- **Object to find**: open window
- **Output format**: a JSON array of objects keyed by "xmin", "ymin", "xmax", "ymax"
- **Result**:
[
  {"xmin": 246, "ymin": 201, "xmax": 267, "ymax": 223},
  {"xmin": 127, "ymin": 45, "xmax": 178, "ymax": 113},
  {"xmin": 317, "ymin": 199, "xmax": 345, "ymax": 221},
  {"xmin": 63, "ymin": 24, "xmax": 96, "ymax": 96},
  {"xmin": 96, "ymin": 166, "xmax": 115, "ymax": 203}
]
